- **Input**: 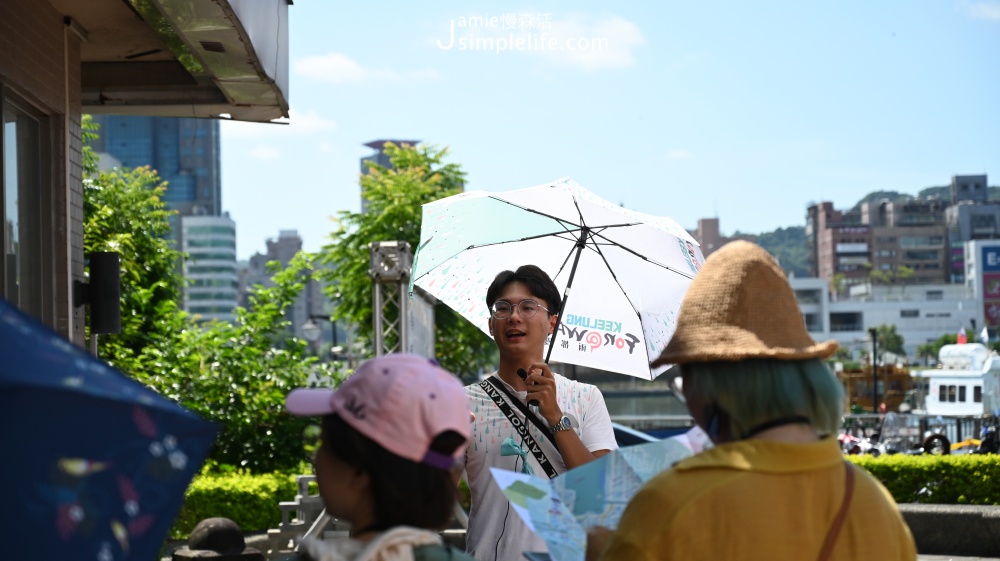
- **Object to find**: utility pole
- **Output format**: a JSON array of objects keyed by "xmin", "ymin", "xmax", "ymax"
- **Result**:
[{"xmin": 869, "ymin": 327, "xmax": 878, "ymax": 413}]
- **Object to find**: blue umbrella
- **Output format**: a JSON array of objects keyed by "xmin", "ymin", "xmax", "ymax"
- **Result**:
[{"xmin": 0, "ymin": 299, "xmax": 217, "ymax": 560}]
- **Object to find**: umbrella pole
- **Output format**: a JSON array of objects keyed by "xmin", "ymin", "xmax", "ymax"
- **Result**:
[{"xmin": 545, "ymin": 227, "xmax": 588, "ymax": 364}]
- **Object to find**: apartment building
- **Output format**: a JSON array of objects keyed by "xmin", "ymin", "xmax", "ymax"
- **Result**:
[
  {"xmin": 807, "ymin": 185, "xmax": 991, "ymax": 288},
  {"xmin": 795, "ymin": 239, "xmax": 1000, "ymax": 360}
]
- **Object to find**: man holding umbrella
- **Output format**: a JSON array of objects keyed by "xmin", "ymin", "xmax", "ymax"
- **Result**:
[{"xmin": 464, "ymin": 264, "xmax": 618, "ymax": 561}]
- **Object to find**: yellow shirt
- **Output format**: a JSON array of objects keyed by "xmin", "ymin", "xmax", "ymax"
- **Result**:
[{"xmin": 600, "ymin": 437, "xmax": 916, "ymax": 561}]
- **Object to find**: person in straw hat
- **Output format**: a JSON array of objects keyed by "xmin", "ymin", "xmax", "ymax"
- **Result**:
[{"xmin": 588, "ymin": 240, "xmax": 916, "ymax": 561}]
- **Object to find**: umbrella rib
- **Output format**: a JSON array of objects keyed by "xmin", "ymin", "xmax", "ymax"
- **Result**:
[
  {"xmin": 587, "ymin": 229, "xmax": 697, "ymax": 280},
  {"xmin": 584, "ymin": 236, "xmax": 664, "ymax": 370}
]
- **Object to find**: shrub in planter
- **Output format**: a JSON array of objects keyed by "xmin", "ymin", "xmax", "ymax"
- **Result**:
[
  {"xmin": 171, "ymin": 472, "xmax": 298, "ymax": 540},
  {"xmin": 850, "ymin": 454, "xmax": 1000, "ymax": 505}
]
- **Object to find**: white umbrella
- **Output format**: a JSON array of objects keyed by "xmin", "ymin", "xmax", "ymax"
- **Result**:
[{"xmin": 410, "ymin": 177, "xmax": 704, "ymax": 379}]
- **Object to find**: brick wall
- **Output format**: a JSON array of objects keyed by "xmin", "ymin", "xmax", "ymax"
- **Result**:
[{"xmin": 0, "ymin": 0, "xmax": 86, "ymax": 345}]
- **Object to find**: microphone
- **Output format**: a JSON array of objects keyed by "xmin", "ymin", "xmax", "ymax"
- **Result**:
[{"xmin": 517, "ymin": 368, "xmax": 539, "ymax": 407}]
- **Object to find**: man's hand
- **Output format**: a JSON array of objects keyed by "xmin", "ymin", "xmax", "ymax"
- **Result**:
[{"xmin": 524, "ymin": 361, "xmax": 562, "ymax": 425}]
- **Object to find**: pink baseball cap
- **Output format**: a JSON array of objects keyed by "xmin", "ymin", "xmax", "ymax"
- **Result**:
[{"xmin": 285, "ymin": 353, "xmax": 470, "ymax": 470}]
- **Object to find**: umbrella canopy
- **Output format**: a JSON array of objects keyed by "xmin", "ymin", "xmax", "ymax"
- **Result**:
[
  {"xmin": 410, "ymin": 177, "xmax": 704, "ymax": 379},
  {"xmin": 0, "ymin": 299, "xmax": 217, "ymax": 560}
]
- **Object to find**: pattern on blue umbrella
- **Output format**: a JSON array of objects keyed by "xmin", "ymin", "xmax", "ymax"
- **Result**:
[{"xmin": 0, "ymin": 299, "xmax": 217, "ymax": 561}]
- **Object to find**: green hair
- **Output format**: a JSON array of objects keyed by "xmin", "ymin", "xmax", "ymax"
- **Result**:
[{"xmin": 683, "ymin": 358, "xmax": 844, "ymax": 438}]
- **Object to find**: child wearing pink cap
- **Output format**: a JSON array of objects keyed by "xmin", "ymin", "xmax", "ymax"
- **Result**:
[{"xmin": 281, "ymin": 353, "xmax": 476, "ymax": 561}]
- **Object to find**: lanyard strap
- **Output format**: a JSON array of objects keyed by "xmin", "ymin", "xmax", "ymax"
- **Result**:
[
  {"xmin": 817, "ymin": 461, "xmax": 856, "ymax": 561},
  {"xmin": 480, "ymin": 377, "xmax": 559, "ymax": 479}
]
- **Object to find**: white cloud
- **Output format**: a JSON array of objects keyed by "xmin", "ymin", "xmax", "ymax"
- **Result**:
[
  {"xmin": 250, "ymin": 146, "xmax": 280, "ymax": 161},
  {"xmin": 536, "ymin": 15, "xmax": 645, "ymax": 71},
  {"xmin": 967, "ymin": 1, "xmax": 1000, "ymax": 19},
  {"xmin": 295, "ymin": 53, "xmax": 440, "ymax": 83},
  {"xmin": 668, "ymin": 150, "xmax": 693, "ymax": 161}
]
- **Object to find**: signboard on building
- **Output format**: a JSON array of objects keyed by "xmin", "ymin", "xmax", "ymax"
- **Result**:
[
  {"xmin": 984, "ymin": 246, "xmax": 1000, "ymax": 273},
  {"xmin": 983, "ymin": 246, "xmax": 1000, "ymax": 328}
]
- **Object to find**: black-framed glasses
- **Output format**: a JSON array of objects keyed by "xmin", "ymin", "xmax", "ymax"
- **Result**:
[{"xmin": 490, "ymin": 299, "xmax": 550, "ymax": 320}]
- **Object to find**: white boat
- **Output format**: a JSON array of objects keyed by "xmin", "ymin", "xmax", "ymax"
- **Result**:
[{"xmin": 911, "ymin": 343, "xmax": 1000, "ymax": 416}]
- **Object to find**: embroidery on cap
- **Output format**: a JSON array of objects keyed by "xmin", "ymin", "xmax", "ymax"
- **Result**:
[{"xmin": 343, "ymin": 395, "xmax": 367, "ymax": 419}]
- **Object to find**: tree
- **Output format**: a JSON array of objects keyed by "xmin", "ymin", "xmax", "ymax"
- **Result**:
[
  {"xmin": 315, "ymin": 142, "xmax": 496, "ymax": 378},
  {"xmin": 127, "ymin": 253, "xmax": 344, "ymax": 472},
  {"xmin": 82, "ymin": 115, "xmax": 184, "ymax": 360},
  {"xmin": 875, "ymin": 323, "xmax": 905, "ymax": 359},
  {"xmin": 83, "ymin": 117, "xmax": 342, "ymax": 472},
  {"xmin": 827, "ymin": 273, "xmax": 847, "ymax": 300}
]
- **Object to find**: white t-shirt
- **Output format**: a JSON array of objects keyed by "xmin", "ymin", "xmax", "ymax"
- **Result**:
[{"xmin": 463, "ymin": 373, "xmax": 617, "ymax": 561}]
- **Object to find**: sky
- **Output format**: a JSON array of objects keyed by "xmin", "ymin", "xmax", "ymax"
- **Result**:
[{"xmin": 221, "ymin": 1, "xmax": 1000, "ymax": 261}]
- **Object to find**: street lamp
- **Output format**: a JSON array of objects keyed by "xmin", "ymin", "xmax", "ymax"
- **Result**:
[{"xmin": 302, "ymin": 314, "xmax": 340, "ymax": 360}]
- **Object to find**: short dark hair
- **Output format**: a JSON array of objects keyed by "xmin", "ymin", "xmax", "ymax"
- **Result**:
[
  {"xmin": 320, "ymin": 414, "xmax": 464, "ymax": 532},
  {"xmin": 485, "ymin": 265, "xmax": 561, "ymax": 315}
]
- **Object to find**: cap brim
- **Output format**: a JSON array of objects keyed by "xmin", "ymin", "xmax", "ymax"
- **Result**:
[{"xmin": 285, "ymin": 388, "xmax": 336, "ymax": 416}]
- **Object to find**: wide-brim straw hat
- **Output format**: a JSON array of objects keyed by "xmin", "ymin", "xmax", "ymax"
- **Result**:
[{"xmin": 651, "ymin": 240, "xmax": 837, "ymax": 367}]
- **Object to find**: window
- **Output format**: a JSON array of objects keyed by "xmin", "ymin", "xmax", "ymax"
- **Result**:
[
  {"xmin": 1, "ymin": 89, "xmax": 47, "ymax": 318},
  {"xmin": 959, "ymin": 386, "xmax": 967, "ymax": 402},
  {"xmin": 926, "ymin": 290, "xmax": 944, "ymax": 301},
  {"xmin": 900, "ymin": 309, "xmax": 919, "ymax": 318},
  {"xmin": 975, "ymin": 386, "xmax": 983, "ymax": 403},
  {"xmin": 948, "ymin": 385, "xmax": 957, "ymax": 402},
  {"xmin": 904, "ymin": 250, "xmax": 940, "ymax": 261},
  {"xmin": 939, "ymin": 385, "xmax": 947, "ymax": 402},
  {"xmin": 186, "ymin": 239, "xmax": 235, "ymax": 249}
]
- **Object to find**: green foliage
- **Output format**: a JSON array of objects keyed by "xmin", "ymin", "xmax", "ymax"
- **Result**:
[
  {"xmin": 850, "ymin": 191, "xmax": 909, "ymax": 209},
  {"xmin": 171, "ymin": 471, "xmax": 299, "ymax": 539},
  {"xmin": 875, "ymin": 324, "xmax": 906, "ymax": 357},
  {"xmin": 869, "ymin": 265, "xmax": 914, "ymax": 287},
  {"xmin": 82, "ymin": 116, "xmax": 185, "ymax": 360},
  {"xmin": 83, "ymin": 117, "xmax": 344, "ymax": 473},
  {"xmin": 127, "ymin": 253, "xmax": 348, "ymax": 473},
  {"xmin": 315, "ymin": 142, "xmax": 496, "ymax": 377},
  {"xmin": 915, "ymin": 185, "xmax": 949, "ymax": 199},
  {"xmin": 167, "ymin": 453, "xmax": 1000, "ymax": 540},
  {"xmin": 754, "ymin": 226, "xmax": 809, "ymax": 278},
  {"xmin": 850, "ymin": 454, "xmax": 1000, "ymax": 505}
]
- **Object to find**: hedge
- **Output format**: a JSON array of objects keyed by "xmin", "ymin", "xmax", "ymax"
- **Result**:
[
  {"xmin": 170, "ymin": 471, "xmax": 300, "ymax": 540},
  {"xmin": 849, "ymin": 454, "xmax": 1000, "ymax": 505},
  {"xmin": 170, "ymin": 455, "xmax": 1000, "ymax": 539}
]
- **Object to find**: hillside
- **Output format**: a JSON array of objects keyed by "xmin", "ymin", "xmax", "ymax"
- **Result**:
[{"xmin": 754, "ymin": 226, "xmax": 809, "ymax": 278}]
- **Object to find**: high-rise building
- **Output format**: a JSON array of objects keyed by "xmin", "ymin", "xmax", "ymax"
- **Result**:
[
  {"xmin": 180, "ymin": 214, "xmax": 238, "ymax": 323},
  {"xmin": 806, "ymin": 201, "xmax": 872, "ymax": 286},
  {"xmin": 861, "ymin": 198, "xmax": 948, "ymax": 286},
  {"xmin": 945, "ymin": 175, "xmax": 997, "ymax": 283},
  {"xmin": 91, "ymin": 115, "xmax": 238, "ymax": 321},
  {"xmin": 90, "ymin": 116, "xmax": 222, "ymax": 217},
  {"xmin": 809, "ymin": 176, "xmax": 996, "ymax": 288}
]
